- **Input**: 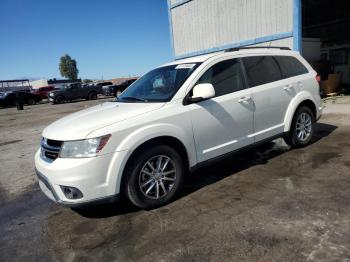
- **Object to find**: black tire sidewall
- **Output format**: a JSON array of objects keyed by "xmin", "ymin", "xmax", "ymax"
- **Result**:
[
  {"xmin": 27, "ymin": 98, "xmax": 35, "ymax": 105},
  {"xmin": 125, "ymin": 145, "xmax": 184, "ymax": 209},
  {"xmin": 55, "ymin": 96, "xmax": 64, "ymax": 104},
  {"xmin": 89, "ymin": 92, "xmax": 97, "ymax": 100},
  {"xmin": 290, "ymin": 106, "xmax": 315, "ymax": 147}
]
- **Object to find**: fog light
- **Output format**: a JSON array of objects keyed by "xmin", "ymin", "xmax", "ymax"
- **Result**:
[{"xmin": 60, "ymin": 186, "xmax": 83, "ymax": 199}]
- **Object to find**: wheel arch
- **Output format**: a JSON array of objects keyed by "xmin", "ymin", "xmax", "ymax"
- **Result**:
[
  {"xmin": 119, "ymin": 135, "xmax": 190, "ymax": 196},
  {"xmin": 125, "ymin": 135, "xmax": 190, "ymax": 173},
  {"xmin": 88, "ymin": 90, "xmax": 97, "ymax": 96},
  {"xmin": 284, "ymin": 93, "xmax": 317, "ymax": 132}
]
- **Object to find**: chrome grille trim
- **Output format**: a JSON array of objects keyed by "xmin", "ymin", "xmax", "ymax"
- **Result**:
[{"xmin": 40, "ymin": 138, "xmax": 62, "ymax": 161}]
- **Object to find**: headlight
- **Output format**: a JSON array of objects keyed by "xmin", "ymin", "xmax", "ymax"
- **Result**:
[
  {"xmin": 49, "ymin": 93, "xmax": 54, "ymax": 97},
  {"xmin": 60, "ymin": 134, "xmax": 111, "ymax": 158}
]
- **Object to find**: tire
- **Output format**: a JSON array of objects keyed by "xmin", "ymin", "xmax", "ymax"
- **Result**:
[
  {"xmin": 88, "ymin": 92, "xmax": 97, "ymax": 100},
  {"xmin": 27, "ymin": 98, "xmax": 35, "ymax": 105},
  {"xmin": 55, "ymin": 96, "xmax": 64, "ymax": 104},
  {"xmin": 124, "ymin": 145, "xmax": 185, "ymax": 209},
  {"xmin": 284, "ymin": 106, "xmax": 315, "ymax": 148}
]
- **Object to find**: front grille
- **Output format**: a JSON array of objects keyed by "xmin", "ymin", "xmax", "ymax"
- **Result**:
[{"xmin": 41, "ymin": 138, "xmax": 62, "ymax": 160}]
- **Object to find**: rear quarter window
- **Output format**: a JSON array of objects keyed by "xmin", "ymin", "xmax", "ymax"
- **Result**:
[
  {"xmin": 242, "ymin": 56, "xmax": 283, "ymax": 87},
  {"xmin": 275, "ymin": 56, "xmax": 309, "ymax": 78}
]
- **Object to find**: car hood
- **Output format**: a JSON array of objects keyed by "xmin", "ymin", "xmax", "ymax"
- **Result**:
[{"xmin": 42, "ymin": 102, "xmax": 165, "ymax": 141}]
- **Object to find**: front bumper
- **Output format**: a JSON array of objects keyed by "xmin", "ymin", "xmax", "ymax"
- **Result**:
[{"xmin": 34, "ymin": 149, "xmax": 127, "ymax": 206}]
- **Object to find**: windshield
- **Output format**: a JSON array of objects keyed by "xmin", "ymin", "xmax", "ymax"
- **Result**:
[{"xmin": 116, "ymin": 63, "xmax": 201, "ymax": 102}]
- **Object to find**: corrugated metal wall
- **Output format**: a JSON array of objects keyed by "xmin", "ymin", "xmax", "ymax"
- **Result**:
[{"xmin": 169, "ymin": 0, "xmax": 294, "ymax": 59}]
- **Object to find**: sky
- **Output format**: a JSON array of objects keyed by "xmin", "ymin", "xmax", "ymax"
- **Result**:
[{"xmin": 0, "ymin": 0, "xmax": 173, "ymax": 80}]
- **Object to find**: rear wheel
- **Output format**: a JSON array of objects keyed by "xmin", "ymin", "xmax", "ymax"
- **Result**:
[
  {"xmin": 27, "ymin": 98, "xmax": 35, "ymax": 105},
  {"xmin": 124, "ymin": 145, "xmax": 184, "ymax": 209},
  {"xmin": 88, "ymin": 92, "xmax": 97, "ymax": 100},
  {"xmin": 284, "ymin": 106, "xmax": 315, "ymax": 148}
]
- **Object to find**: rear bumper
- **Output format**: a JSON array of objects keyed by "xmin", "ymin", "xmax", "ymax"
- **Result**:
[{"xmin": 316, "ymin": 106, "xmax": 323, "ymax": 121}]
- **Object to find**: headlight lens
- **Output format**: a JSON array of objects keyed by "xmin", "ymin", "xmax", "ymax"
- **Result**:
[{"xmin": 60, "ymin": 134, "xmax": 111, "ymax": 158}]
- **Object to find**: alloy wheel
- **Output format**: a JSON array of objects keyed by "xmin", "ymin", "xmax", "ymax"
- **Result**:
[
  {"xmin": 138, "ymin": 155, "xmax": 176, "ymax": 200},
  {"xmin": 296, "ymin": 112, "xmax": 312, "ymax": 142}
]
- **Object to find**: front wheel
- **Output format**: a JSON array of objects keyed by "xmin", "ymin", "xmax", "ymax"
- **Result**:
[
  {"xmin": 55, "ymin": 96, "xmax": 64, "ymax": 104},
  {"xmin": 284, "ymin": 106, "xmax": 315, "ymax": 148},
  {"xmin": 124, "ymin": 145, "xmax": 184, "ymax": 209}
]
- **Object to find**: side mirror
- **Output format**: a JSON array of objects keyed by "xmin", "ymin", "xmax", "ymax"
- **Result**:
[{"xmin": 188, "ymin": 83, "xmax": 215, "ymax": 103}]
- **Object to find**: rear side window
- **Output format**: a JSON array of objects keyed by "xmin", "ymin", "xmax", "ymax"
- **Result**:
[
  {"xmin": 197, "ymin": 59, "xmax": 245, "ymax": 97},
  {"xmin": 275, "ymin": 56, "xmax": 309, "ymax": 78},
  {"xmin": 242, "ymin": 56, "xmax": 283, "ymax": 87}
]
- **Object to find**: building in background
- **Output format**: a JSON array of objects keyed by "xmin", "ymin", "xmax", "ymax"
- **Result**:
[
  {"xmin": 0, "ymin": 79, "xmax": 31, "ymax": 92},
  {"xmin": 30, "ymin": 79, "xmax": 81, "ymax": 89},
  {"xmin": 167, "ymin": 0, "xmax": 350, "ymax": 87}
]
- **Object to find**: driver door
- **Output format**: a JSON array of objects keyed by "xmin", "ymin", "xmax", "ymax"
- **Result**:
[
  {"xmin": 186, "ymin": 58, "xmax": 254, "ymax": 163},
  {"xmin": 67, "ymin": 83, "xmax": 81, "ymax": 99}
]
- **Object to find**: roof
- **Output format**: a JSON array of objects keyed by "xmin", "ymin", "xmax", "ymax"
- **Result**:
[
  {"xmin": 47, "ymin": 79, "xmax": 81, "ymax": 84},
  {"xmin": 163, "ymin": 53, "xmax": 220, "ymax": 66},
  {"xmin": 163, "ymin": 48, "xmax": 300, "ymax": 66},
  {"xmin": 0, "ymin": 79, "xmax": 30, "ymax": 83}
]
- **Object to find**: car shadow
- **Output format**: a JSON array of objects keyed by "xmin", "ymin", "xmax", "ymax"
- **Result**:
[{"xmin": 74, "ymin": 122, "xmax": 337, "ymax": 218}]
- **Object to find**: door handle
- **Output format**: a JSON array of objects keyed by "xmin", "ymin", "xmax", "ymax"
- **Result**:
[{"xmin": 238, "ymin": 96, "xmax": 251, "ymax": 103}]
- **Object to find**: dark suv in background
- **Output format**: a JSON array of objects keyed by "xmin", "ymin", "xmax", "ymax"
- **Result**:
[
  {"xmin": 92, "ymin": 81, "xmax": 113, "ymax": 94},
  {"xmin": 48, "ymin": 83, "xmax": 99, "ymax": 104},
  {"xmin": 0, "ymin": 91, "xmax": 42, "ymax": 107},
  {"xmin": 102, "ymin": 79, "xmax": 137, "ymax": 97}
]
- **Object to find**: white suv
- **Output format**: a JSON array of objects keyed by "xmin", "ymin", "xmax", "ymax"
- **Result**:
[{"xmin": 35, "ymin": 47, "xmax": 322, "ymax": 209}]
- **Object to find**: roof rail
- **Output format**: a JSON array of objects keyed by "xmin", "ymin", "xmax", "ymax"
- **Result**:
[{"xmin": 225, "ymin": 46, "xmax": 291, "ymax": 52}]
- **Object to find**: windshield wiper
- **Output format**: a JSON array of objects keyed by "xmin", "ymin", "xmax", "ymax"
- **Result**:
[{"xmin": 117, "ymin": 96, "xmax": 148, "ymax": 102}]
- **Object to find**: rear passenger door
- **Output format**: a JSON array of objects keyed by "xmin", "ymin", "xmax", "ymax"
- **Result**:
[
  {"xmin": 188, "ymin": 58, "xmax": 254, "ymax": 163},
  {"xmin": 275, "ymin": 55, "xmax": 310, "ymax": 93},
  {"xmin": 242, "ymin": 56, "xmax": 295, "ymax": 142}
]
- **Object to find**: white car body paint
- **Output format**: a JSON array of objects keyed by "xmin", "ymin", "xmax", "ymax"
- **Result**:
[{"xmin": 35, "ymin": 49, "xmax": 322, "ymax": 205}]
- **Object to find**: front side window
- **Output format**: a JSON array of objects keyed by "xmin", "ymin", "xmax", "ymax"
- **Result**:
[
  {"xmin": 117, "ymin": 63, "xmax": 201, "ymax": 102},
  {"xmin": 196, "ymin": 59, "xmax": 245, "ymax": 97},
  {"xmin": 242, "ymin": 56, "xmax": 283, "ymax": 87},
  {"xmin": 275, "ymin": 56, "xmax": 309, "ymax": 78}
]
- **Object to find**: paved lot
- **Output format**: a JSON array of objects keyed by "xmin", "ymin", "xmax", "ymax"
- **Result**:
[{"xmin": 0, "ymin": 99, "xmax": 350, "ymax": 262}]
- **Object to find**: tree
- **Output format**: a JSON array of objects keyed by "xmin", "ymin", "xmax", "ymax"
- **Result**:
[
  {"xmin": 82, "ymin": 79, "xmax": 93, "ymax": 83},
  {"xmin": 59, "ymin": 54, "xmax": 79, "ymax": 80}
]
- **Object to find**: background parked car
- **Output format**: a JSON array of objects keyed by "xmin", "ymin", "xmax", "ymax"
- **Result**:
[
  {"xmin": 92, "ymin": 81, "xmax": 113, "ymax": 94},
  {"xmin": 30, "ymin": 86, "xmax": 55, "ymax": 99},
  {"xmin": 0, "ymin": 91, "xmax": 42, "ymax": 107},
  {"xmin": 102, "ymin": 79, "xmax": 137, "ymax": 97},
  {"xmin": 48, "ymin": 83, "xmax": 99, "ymax": 104}
]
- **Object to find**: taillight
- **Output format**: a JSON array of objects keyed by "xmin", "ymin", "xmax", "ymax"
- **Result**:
[{"xmin": 315, "ymin": 74, "xmax": 321, "ymax": 83}]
